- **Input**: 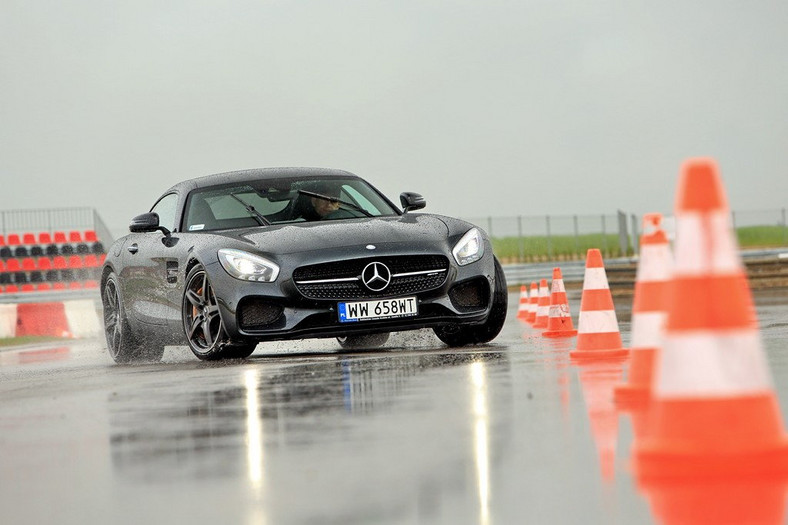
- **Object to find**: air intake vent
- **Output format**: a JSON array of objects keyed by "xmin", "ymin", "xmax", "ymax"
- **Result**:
[
  {"xmin": 238, "ymin": 298, "xmax": 284, "ymax": 330},
  {"xmin": 449, "ymin": 278, "xmax": 489, "ymax": 311}
]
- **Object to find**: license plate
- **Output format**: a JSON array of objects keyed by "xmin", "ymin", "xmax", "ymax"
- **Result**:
[{"xmin": 338, "ymin": 297, "xmax": 418, "ymax": 323}]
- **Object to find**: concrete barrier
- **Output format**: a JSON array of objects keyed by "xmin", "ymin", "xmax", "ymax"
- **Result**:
[
  {"xmin": 0, "ymin": 304, "xmax": 17, "ymax": 338},
  {"xmin": 0, "ymin": 300, "xmax": 100, "ymax": 339},
  {"xmin": 64, "ymin": 300, "xmax": 101, "ymax": 338}
]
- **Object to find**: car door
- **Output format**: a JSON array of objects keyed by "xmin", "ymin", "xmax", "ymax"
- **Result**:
[{"xmin": 124, "ymin": 193, "xmax": 183, "ymax": 327}]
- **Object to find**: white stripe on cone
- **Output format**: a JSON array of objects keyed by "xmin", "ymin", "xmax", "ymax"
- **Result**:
[
  {"xmin": 578, "ymin": 310, "xmax": 620, "ymax": 334},
  {"xmin": 528, "ymin": 297, "xmax": 538, "ymax": 316},
  {"xmin": 582, "ymin": 268, "xmax": 610, "ymax": 290},
  {"xmin": 536, "ymin": 284, "xmax": 550, "ymax": 318},
  {"xmin": 636, "ymin": 244, "xmax": 673, "ymax": 282},
  {"xmin": 656, "ymin": 330, "xmax": 773, "ymax": 397},
  {"xmin": 549, "ymin": 303, "xmax": 570, "ymax": 318},
  {"xmin": 517, "ymin": 291, "xmax": 529, "ymax": 314},
  {"xmin": 674, "ymin": 212, "xmax": 742, "ymax": 276},
  {"xmin": 630, "ymin": 312, "xmax": 667, "ymax": 349}
]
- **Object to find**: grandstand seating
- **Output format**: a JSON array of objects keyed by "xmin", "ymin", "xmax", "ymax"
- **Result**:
[{"xmin": 0, "ymin": 229, "xmax": 107, "ymax": 293}]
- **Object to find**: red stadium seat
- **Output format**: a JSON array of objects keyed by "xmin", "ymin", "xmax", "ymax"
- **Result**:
[
  {"xmin": 22, "ymin": 258, "xmax": 36, "ymax": 271},
  {"xmin": 83, "ymin": 254, "xmax": 99, "ymax": 268},
  {"xmin": 0, "ymin": 235, "xmax": 5, "ymax": 247},
  {"xmin": 21, "ymin": 284, "xmax": 35, "ymax": 293},
  {"xmin": 69, "ymin": 281, "xmax": 82, "ymax": 290},
  {"xmin": 38, "ymin": 232, "xmax": 53, "ymax": 244},
  {"xmin": 5, "ymin": 284, "xmax": 19, "ymax": 293},
  {"xmin": 84, "ymin": 280, "xmax": 99, "ymax": 289},
  {"xmin": 84, "ymin": 230, "xmax": 98, "ymax": 242},
  {"xmin": 6, "ymin": 259, "xmax": 21, "ymax": 272},
  {"xmin": 7, "ymin": 234, "xmax": 21, "ymax": 246},
  {"xmin": 53, "ymin": 256, "xmax": 67, "ymax": 269},
  {"xmin": 22, "ymin": 233, "xmax": 36, "ymax": 245},
  {"xmin": 98, "ymin": 254, "xmax": 106, "ymax": 265},
  {"xmin": 52, "ymin": 282, "xmax": 67, "ymax": 290},
  {"xmin": 53, "ymin": 231, "xmax": 67, "ymax": 244},
  {"xmin": 36, "ymin": 283, "xmax": 52, "ymax": 292},
  {"xmin": 0, "ymin": 260, "xmax": 5, "ymax": 272},
  {"xmin": 67, "ymin": 255, "xmax": 83, "ymax": 269},
  {"xmin": 68, "ymin": 231, "xmax": 83, "ymax": 243},
  {"xmin": 37, "ymin": 257, "xmax": 53, "ymax": 270}
]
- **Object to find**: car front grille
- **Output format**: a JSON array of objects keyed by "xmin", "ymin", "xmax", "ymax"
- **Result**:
[{"xmin": 293, "ymin": 255, "xmax": 450, "ymax": 300}]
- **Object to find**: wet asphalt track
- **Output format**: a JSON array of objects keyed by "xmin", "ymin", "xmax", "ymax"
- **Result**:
[{"xmin": 2, "ymin": 291, "xmax": 788, "ymax": 524}]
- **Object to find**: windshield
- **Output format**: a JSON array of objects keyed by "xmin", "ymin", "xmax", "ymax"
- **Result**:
[{"xmin": 182, "ymin": 177, "xmax": 398, "ymax": 232}]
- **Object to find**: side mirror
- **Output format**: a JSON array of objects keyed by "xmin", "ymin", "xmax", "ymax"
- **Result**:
[
  {"xmin": 400, "ymin": 192, "xmax": 426, "ymax": 213},
  {"xmin": 129, "ymin": 212, "xmax": 170, "ymax": 235}
]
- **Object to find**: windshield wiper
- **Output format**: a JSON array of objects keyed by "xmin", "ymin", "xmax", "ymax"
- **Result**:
[
  {"xmin": 297, "ymin": 190, "xmax": 374, "ymax": 218},
  {"xmin": 229, "ymin": 192, "xmax": 271, "ymax": 226}
]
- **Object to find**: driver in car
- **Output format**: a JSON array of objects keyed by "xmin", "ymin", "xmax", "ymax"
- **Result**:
[{"xmin": 299, "ymin": 183, "xmax": 356, "ymax": 221}]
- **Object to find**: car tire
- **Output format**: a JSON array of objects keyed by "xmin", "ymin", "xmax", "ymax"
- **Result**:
[
  {"xmin": 433, "ymin": 256, "xmax": 508, "ymax": 347},
  {"xmin": 102, "ymin": 272, "xmax": 165, "ymax": 363},
  {"xmin": 182, "ymin": 264, "xmax": 252, "ymax": 361},
  {"xmin": 220, "ymin": 344, "xmax": 257, "ymax": 359},
  {"xmin": 336, "ymin": 332, "xmax": 390, "ymax": 349}
]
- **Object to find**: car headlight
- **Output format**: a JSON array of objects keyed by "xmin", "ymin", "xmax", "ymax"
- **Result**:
[
  {"xmin": 452, "ymin": 228, "xmax": 485, "ymax": 266},
  {"xmin": 218, "ymin": 249, "xmax": 280, "ymax": 282}
]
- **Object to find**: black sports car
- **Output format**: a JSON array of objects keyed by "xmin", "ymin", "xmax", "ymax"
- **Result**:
[{"xmin": 101, "ymin": 167, "xmax": 507, "ymax": 362}]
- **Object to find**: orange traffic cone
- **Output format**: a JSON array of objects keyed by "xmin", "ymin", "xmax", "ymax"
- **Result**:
[
  {"xmin": 542, "ymin": 267, "xmax": 577, "ymax": 337},
  {"xmin": 526, "ymin": 281, "xmax": 539, "ymax": 324},
  {"xmin": 532, "ymin": 279, "xmax": 550, "ymax": 329},
  {"xmin": 516, "ymin": 285, "xmax": 530, "ymax": 322},
  {"xmin": 634, "ymin": 158, "xmax": 788, "ymax": 480},
  {"xmin": 640, "ymin": 477, "xmax": 787, "ymax": 525},
  {"xmin": 614, "ymin": 213, "xmax": 673, "ymax": 409},
  {"xmin": 570, "ymin": 249, "xmax": 628, "ymax": 361}
]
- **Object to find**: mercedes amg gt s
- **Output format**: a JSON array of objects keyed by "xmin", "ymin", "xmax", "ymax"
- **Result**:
[{"xmin": 101, "ymin": 168, "xmax": 507, "ymax": 362}]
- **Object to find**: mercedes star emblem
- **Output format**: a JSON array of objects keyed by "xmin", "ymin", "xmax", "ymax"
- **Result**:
[{"xmin": 361, "ymin": 262, "xmax": 392, "ymax": 292}]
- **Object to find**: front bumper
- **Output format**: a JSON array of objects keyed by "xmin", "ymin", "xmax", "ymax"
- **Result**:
[{"xmin": 208, "ymin": 250, "xmax": 496, "ymax": 343}]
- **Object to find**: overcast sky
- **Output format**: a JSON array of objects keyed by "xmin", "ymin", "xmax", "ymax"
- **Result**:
[{"xmin": 2, "ymin": 1, "xmax": 787, "ymax": 236}]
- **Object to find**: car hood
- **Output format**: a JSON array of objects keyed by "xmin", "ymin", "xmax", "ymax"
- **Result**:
[{"xmin": 236, "ymin": 214, "xmax": 455, "ymax": 255}]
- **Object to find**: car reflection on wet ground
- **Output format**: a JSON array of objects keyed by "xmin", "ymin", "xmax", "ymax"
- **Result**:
[{"xmin": 1, "ymin": 290, "xmax": 788, "ymax": 524}]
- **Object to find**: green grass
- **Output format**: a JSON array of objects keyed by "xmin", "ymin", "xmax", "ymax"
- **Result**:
[
  {"xmin": 736, "ymin": 225, "xmax": 788, "ymax": 247},
  {"xmin": 492, "ymin": 226, "xmax": 788, "ymax": 262},
  {"xmin": 492, "ymin": 233, "xmax": 624, "ymax": 262},
  {"xmin": 0, "ymin": 336, "xmax": 66, "ymax": 348}
]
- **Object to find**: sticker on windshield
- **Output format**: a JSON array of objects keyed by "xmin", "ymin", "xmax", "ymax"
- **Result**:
[{"xmin": 189, "ymin": 224, "xmax": 205, "ymax": 231}]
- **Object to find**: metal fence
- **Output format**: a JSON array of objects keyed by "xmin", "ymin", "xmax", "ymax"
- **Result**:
[
  {"xmin": 463, "ymin": 208, "xmax": 788, "ymax": 263},
  {"xmin": 462, "ymin": 212, "xmax": 630, "ymax": 263},
  {"xmin": 0, "ymin": 207, "xmax": 114, "ymax": 244}
]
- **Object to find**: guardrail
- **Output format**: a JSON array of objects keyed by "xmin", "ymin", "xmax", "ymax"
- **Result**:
[
  {"xmin": 465, "ymin": 209, "xmax": 788, "ymax": 262},
  {"xmin": 0, "ymin": 289, "xmax": 101, "ymax": 304},
  {"xmin": 501, "ymin": 248, "xmax": 788, "ymax": 286}
]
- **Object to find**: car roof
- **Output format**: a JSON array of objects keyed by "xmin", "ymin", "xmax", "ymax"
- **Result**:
[{"xmin": 163, "ymin": 167, "xmax": 361, "ymax": 195}]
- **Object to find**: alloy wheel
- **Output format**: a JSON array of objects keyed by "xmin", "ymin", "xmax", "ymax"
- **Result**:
[
  {"xmin": 184, "ymin": 270, "xmax": 224, "ymax": 351},
  {"xmin": 103, "ymin": 279, "xmax": 122, "ymax": 358}
]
